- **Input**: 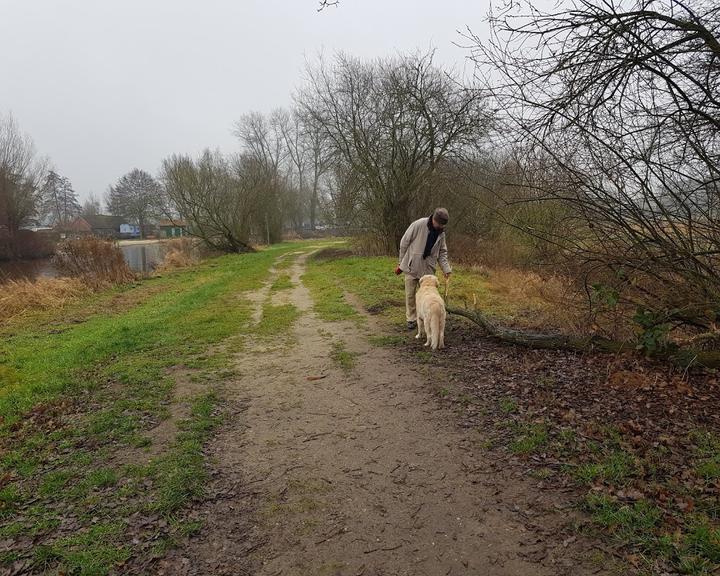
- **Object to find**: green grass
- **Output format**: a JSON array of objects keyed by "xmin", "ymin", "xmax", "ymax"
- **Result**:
[
  {"xmin": 573, "ymin": 450, "xmax": 637, "ymax": 485},
  {"xmin": 583, "ymin": 493, "xmax": 662, "ymax": 541},
  {"xmin": 0, "ymin": 248, "xmax": 292, "ymax": 426},
  {"xmin": 304, "ymin": 252, "xmax": 399, "ymax": 323},
  {"xmin": 691, "ymin": 430, "xmax": 720, "ymax": 481},
  {"xmin": 153, "ymin": 393, "xmax": 220, "ymax": 514},
  {"xmin": 302, "ymin": 265, "xmax": 361, "ymax": 323},
  {"xmin": 0, "ymin": 240, "xmax": 327, "ymax": 574},
  {"xmin": 302, "ymin": 247, "xmax": 537, "ymax": 327},
  {"xmin": 86, "ymin": 468, "xmax": 118, "ymax": 489},
  {"xmin": 270, "ymin": 274, "xmax": 294, "ymax": 292},
  {"xmin": 273, "ymin": 256, "xmax": 295, "ymax": 271},
  {"xmin": 499, "ymin": 397, "xmax": 518, "ymax": 414},
  {"xmin": 34, "ymin": 521, "xmax": 131, "ymax": 575},
  {"xmin": 368, "ymin": 335, "xmax": 405, "ymax": 347},
  {"xmin": 255, "ymin": 303, "xmax": 300, "ymax": 338},
  {"xmin": 330, "ymin": 341, "xmax": 358, "ymax": 372},
  {"xmin": 510, "ymin": 422, "xmax": 548, "ymax": 455},
  {"xmin": 574, "ymin": 436, "xmax": 720, "ymax": 574},
  {"xmin": 38, "ymin": 471, "xmax": 73, "ymax": 497}
]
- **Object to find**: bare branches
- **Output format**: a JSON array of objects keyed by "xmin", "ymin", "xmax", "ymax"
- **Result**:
[
  {"xmin": 161, "ymin": 151, "xmax": 255, "ymax": 252},
  {"xmin": 317, "ymin": 0, "xmax": 339, "ymax": 12},
  {"xmin": 465, "ymin": 0, "xmax": 720, "ymax": 329},
  {"xmin": 40, "ymin": 171, "xmax": 80, "ymax": 227},
  {"xmin": 106, "ymin": 169, "xmax": 162, "ymax": 239},
  {"xmin": 0, "ymin": 114, "xmax": 46, "ymax": 241},
  {"xmin": 298, "ymin": 52, "xmax": 491, "ymax": 251}
]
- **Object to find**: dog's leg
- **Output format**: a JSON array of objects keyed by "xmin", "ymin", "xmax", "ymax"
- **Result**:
[
  {"xmin": 430, "ymin": 312, "xmax": 440, "ymax": 350},
  {"xmin": 438, "ymin": 312, "xmax": 446, "ymax": 349},
  {"xmin": 424, "ymin": 318, "xmax": 432, "ymax": 347},
  {"xmin": 415, "ymin": 316, "xmax": 424, "ymax": 340}
]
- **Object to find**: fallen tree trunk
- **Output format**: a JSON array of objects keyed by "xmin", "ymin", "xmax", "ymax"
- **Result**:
[{"xmin": 446, "ymin": 305, "xmax": 720, "ymax": 369}]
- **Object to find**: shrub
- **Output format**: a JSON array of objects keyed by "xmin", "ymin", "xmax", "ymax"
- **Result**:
[{"xmin": 53, "ymin": 237, "xmax": 135, "ymax": 289}]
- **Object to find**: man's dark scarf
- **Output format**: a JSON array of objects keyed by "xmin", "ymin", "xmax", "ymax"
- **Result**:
[{"xmin": 423, "ymin": 216, "xmax": 440, "ymax": 259}]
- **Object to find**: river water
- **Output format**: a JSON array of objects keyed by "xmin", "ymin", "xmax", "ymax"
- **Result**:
[{"xmin": 0, "ymin": 241, "xmax": 168, "ymax": 284}]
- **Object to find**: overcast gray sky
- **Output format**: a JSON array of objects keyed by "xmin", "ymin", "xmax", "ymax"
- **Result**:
[{"xmin": 0, "ymin": 0, "xmax": 489, "ymax": 202}]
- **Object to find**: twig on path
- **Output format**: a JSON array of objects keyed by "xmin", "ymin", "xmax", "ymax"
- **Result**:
[
  {"xmin": 302, "ymin": 431, "xmax": 334, "ymax": 442},
  {"xmin": 364, "ymin": 543, "xmax": 403, "ymax": 554},
  {"xmin": 315, "ymin": 526, "xmax": 347, "ymax": 545},
  {"xmin": 337, "ymin": 393, "xmax": 359, "ymax": 406},
  {"xmin": 281, "ymin": 464, "xmax": 304, "ymax": 476}
]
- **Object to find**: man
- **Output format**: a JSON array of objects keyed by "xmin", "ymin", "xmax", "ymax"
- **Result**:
[{"xmin": 395, "ymin": 207, "xmax": 451, "ymax": 330}]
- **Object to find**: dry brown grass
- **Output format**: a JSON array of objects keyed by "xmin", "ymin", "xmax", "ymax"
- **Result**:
[
  {"xmin": 488, "ymin": 268, "xmax": 640, "ymax": 339},
  {"xmin": 54, "ymin": 237, "xmax": 135, "ymax": 289},
  {"xmin": 0, "ymin": 237, "xmax": 139, "ymax": 322},
  {"xmin": 351, "ymin": 234, "xmax": 389, "ymax": 256},
  {"xmin": 449, "ymin": 265, "xmax": 636, "ymax": 339},
  {"xmin": 0, "ymin": 277, "xmax": 90, "ymax": 321},
  {"xmin": 485, "ymin": 268, "xmax": 590, "ymax": 333},
  {"xmin": 157, "ymin": 238, "xmax": 200, "ymax": 271}
]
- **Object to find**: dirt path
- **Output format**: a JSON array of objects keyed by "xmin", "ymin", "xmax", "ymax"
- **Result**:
[{"xmin": 160, "ymin": 251, "xmax": 611, "ymax": 576}]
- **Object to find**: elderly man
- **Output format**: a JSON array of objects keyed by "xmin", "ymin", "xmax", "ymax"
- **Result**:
[{"xmin": 395, "ymin": 207, "xmax": 452, "ymax": 330}]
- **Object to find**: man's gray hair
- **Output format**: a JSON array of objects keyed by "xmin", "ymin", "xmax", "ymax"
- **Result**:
[{"xmin": 433, "ymin": 207, "xmax": 449, "ymax": 225}]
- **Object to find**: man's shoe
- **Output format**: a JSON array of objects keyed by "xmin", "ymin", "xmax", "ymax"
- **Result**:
[{"xmin": 407, "ymin": 320, "xmax": 417, "ymax": 330}]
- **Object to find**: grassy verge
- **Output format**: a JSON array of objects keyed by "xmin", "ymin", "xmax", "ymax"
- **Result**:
[
  {"xmin": 303, "ymin": 246, "xmax": 559, "ymax": 328},
  {"xmin": 0, "ymin": 240, "xmax": 318, "ymax": 574}
]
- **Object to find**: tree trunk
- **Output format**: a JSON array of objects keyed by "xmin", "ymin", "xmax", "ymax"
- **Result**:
[
  {"xmin": 446, "ymin": 305, "xmax": 720, "ymax": 369},
  {"xmin": 310, "ymin": 176, "xmax": 319, "ymax": 230}
]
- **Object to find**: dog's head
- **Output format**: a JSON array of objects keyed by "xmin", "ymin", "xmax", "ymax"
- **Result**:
[{"xmin": 419, "ymin": 274, "xmax": 439, "ymax": 288}]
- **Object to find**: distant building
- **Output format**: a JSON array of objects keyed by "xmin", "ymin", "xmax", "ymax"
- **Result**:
[
  {"xmin": 119, "ymin": 223, "xmax": 141, "ymax": 237},
  {"xmin": 65, "ymin": 215, "xmax": 127, "ymax": 238},
  {"xmin": 159, "ymin": 219, "xmax": 188, "ymax": 238}
]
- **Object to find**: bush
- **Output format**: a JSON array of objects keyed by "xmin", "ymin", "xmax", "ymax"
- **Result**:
[
  {"xmin": 53, "ymin": 237, "xmax": 135, "ymax": 289},
  {"xmin": 157, "ymin": 237, "xmax": 200, "ymax": 271}
]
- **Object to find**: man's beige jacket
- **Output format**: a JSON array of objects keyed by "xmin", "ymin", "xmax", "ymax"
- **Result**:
[{"xmin": 398, "ymin": 217, "xmax": 451, "ymax": 279}]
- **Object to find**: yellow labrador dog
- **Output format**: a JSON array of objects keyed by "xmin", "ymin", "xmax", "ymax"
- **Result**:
[{"xmin": 415, "ymin": 274, "xmax": 446, "ymax": 350}]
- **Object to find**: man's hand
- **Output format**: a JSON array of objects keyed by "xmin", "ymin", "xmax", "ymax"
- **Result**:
[
  {"xmin": 444, "ymin": 271, "xmax": 451, "ymax": 279},
  {"xmin": 395, "ymin": 266, "xmax": 402, "ymax": 275}
]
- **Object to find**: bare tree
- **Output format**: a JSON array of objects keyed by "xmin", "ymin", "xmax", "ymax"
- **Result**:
[
  {"xmin": 467, "ymin": 0, "xmax": 720, "ymax": 335},
  {"xmin": 233, "ymin": 111, "xmax": 290, "ymax": 243},
  {"xmin": 277, "ymin": 107, "xmax": 334, "ymax": 230},
  {"xmin": 81, "ymin": 193, "xmax": 101, "ymax": 218},
  {"xmin": 298, "ymin": 52, "xmax": 491, "ymax": 251},
  {"xmin": 161, "ymin": 150, "xmax": 256, "ymax": 252},
  {"xmin": 298, "ymin": 108, "xmax": 334, "ymax": 229},
  {"xmin": 40, "ymin": 170, "xmax": 80, "ymax": 227},
  {"xmin": 106, "ymin": 169, "xmax": 162, "ymax": 238},
  {"xmin": 0, "ymin": 114, "xmax": 46, "ymax": 247},
  {"xmin": 276, "ymin": 108, "xmax": 307, "ymax": 232}
]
